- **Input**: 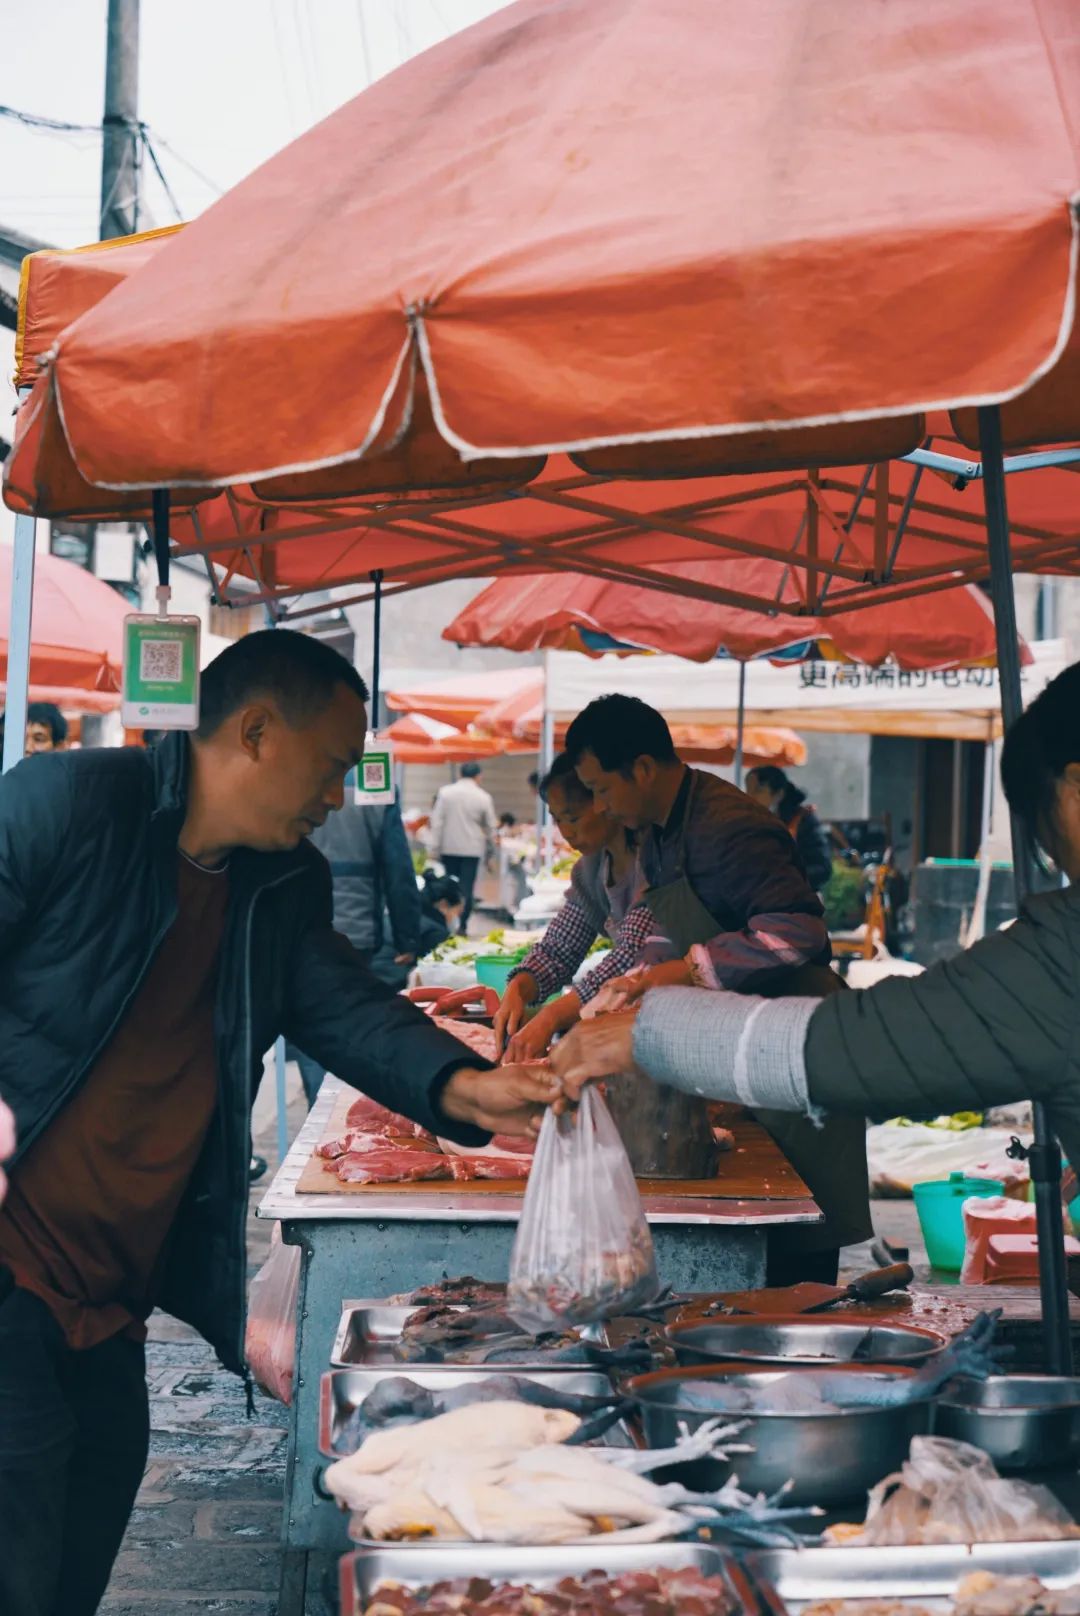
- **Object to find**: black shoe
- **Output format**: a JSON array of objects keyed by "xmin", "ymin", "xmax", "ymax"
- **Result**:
[{"xmin": 249, "ymin": 1155, "xmax": 268, "ymax": 1183}]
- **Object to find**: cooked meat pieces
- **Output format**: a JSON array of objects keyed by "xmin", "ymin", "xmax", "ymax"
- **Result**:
[
  {"xmin": 385, "ymin": 1276, "xmax": 506, "ymax": 1307},
  {"xmin": 334, "ymin": 1150, "xmax": 452, "ymax": 1185},
  {"xmin": 955, "ymin": 1573, "xmax": 1080, "ymax": 1615},
  {"xmin": 365, "ymin": 1566, "xmax": 738, "ymax": 1616},
  {"xmin": 802, "ymin": 1605, "xmax": 933, "ymax": 1616}
]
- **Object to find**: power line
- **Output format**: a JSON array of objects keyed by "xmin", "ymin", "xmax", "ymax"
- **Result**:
[
  {"xmin": 0, "ymin": 104, "xmax": 101, "ymax": 135},
  {"xmin": 140, "ymin": 132, "xmax": 224, "ymax": 198},
  {"xmin": 0, "ymin": 102, "xmax": 225, "ymax": 201},
  {"xmin": 141, "ymin": 130, "xmax": 184, "ymax": 222}
]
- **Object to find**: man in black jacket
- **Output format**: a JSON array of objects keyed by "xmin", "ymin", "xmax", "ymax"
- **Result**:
[{"xmin": 0, "ymin": 629, "xmax": 553, "ymax": 1616}]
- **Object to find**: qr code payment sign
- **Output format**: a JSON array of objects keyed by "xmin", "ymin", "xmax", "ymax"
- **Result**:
[
  {"xmin": 362, "ymin": 759, "xmax": 387, "ymax": 790},
  {"xmin": 139, "ymin": 638, "xmax": 184, "ymax": 684}
]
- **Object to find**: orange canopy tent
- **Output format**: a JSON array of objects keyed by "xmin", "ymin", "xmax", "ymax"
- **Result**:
[
  {"xmin": 442, "ymin": 561, "xmax": 1022, "ymax": 670},
  {"xmin": 7, "ymin": 0, "xmax": 1080, "ymax": 500},
  {"xmin": 8, "ymin": 218, "xmax": 1080, "ymax": 619}
]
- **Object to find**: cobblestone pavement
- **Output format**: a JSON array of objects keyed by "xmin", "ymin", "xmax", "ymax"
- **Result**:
[{"xmin": 99, "ymin": 1064, "xmax": 306, "ymax": 1615}]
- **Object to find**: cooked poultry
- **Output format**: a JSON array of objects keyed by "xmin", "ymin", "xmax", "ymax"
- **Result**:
[{"xmin": 324, "ymin": 1399, "xmax": 806, "ymax": 1546}]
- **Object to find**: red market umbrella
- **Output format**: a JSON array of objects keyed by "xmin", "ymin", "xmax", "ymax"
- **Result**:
[
  {"xmin": 443, "ymin": 561, "xmax": 1027, "ymax": 670},
  {"xmin": 11, "ymin": 0, "xmax": 1079, "ymax": 498},
  {"xmin": 0, "ymin": 542, "xmax": 128, "ymax": 694},
  {"xmin": 380, "ymin": 711, "xmax": 534, "ymax": 765},
  {"xmin": 384, "ymin": 667, "xmax": 543, "ymax": 732},
  {"xmin": 8, "ymin": 226, "xmax": 1080, "ymax": 614}
]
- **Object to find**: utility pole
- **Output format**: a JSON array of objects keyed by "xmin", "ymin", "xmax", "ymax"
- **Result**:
[{"xmin": 100, "ymin": 0, "xmax": 141, "ymax": 240}]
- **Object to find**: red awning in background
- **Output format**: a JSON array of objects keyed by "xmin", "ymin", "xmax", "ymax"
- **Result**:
[
  {"xmin": 380, "ymin": 710, "xmax": 534, "ymax": 764},
  {"xmin": 443, "ymin": 561, "xmax": 1030, "ymax": 669},
  {"xmin": 0, "ymin": 542, "xmax": 128, "ymax": 695},
  {"xmin": 384, "ymin": 667, "xmax": 544, "ymax": 732},
  {"xmin": 390, "ymin": 668, "xmax": 806, "ymax": 770}
]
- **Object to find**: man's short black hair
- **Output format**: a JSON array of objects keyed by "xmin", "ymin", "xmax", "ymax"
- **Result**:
[
  {"xmin": 461, "ymin": 761, "xmax": 483, "ymax": 779},
  {"xmin": 197, "ymin": 629, "xmax": 369, "ymax": 739},
  {"xmin": 565, "ymin": 694, "xmax": 677, "ymax": 774},
  {"xmin": 27, "ymin": 702, "xmax": 68, "ymax": 745}
]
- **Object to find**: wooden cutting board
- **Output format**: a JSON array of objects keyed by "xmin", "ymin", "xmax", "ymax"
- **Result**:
[{"xmin": 297, "ymin": 1093, "xmax": 811, "ymax": 1200}]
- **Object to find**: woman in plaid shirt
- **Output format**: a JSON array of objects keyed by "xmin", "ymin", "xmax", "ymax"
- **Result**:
[{"xmin": 494, "ymin": 754, "xmax": 668, "ymax": 1058}]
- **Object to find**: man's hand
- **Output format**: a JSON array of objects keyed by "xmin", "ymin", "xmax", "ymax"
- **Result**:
[
  {"xmin": 548, "ymin": 1010, "xmax": 640, "ymax": 1105},
  {"xmin": 504, "ymin": 1000, "xmax": 566, "ymax": 1064},
  {"xmin": 439, "ymin": 1063, "xmax": 559, "ymax": 1137},
  {"xmin": 394, "ymin": 952, "xmax": 417, "ymax": 967},
  {"xmin": 493, "ymin": 972, "xmax": 537, "ymax": 1052},
  {"xmin": 585, "ymin": 959, "xmax": 693, "ymax": 1017}
]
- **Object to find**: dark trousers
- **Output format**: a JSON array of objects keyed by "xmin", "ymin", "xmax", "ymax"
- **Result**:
[
  {"xmin": 0, "ymin": 1279, "xmax": 149, "ymax": 1616},
  {"xmin": 441, "ymin": 854, "xmax": 480, "ymax": 928}
]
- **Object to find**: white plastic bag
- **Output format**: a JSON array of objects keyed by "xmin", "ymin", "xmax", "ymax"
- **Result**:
[
  {"xmin": 245, "ymin": 1225, "xmax": 301, "ymax": 1405},
  {"xmin": 834, "ymin": 1436, "xmax": 1079, "ymax": 1545},
  {"xmin": 506, "ymin": 1085, "xmax": 659, "ymax": 1332}
]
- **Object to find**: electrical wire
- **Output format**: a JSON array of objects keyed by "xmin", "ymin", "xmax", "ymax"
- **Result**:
[
  {"xmin": 140, "ymin": 130, "xmax": 184, "ymax": 222},
  {"xmin": 0, "ymin": 102, "xmax": 224, "ymax": 205}
]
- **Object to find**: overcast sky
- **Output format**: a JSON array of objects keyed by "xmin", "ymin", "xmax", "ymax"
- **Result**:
[{"xmin": 0, "ymin": 0, "xmax": 508, "ymax": 247}]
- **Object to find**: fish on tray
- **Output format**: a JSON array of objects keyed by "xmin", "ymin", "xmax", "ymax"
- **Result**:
[
  {"xmin": 669, "ymin": 1313, "xmax": 1002, "ymax": 1414},
  {"xmin": 393, "ymin": 1299, "xmax": 659, "ymax": 1368}
]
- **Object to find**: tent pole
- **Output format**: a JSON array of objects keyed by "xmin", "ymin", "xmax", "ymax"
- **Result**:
[
  {"xmin": 260, "ymin": 595, "xmax": 292, "ymax": 1161},
  {"xmin": 540, "ymin": 650, "xmax": 555, "ymax": 868},
  {"xmin": 978, "ymin": 402, "xmax": 1072, "ymax": 1376},
  {"xmin": 370, "ymin": 569, "xmax": 383, "ymax": 730},
  {"xmin": 2, "ymin": 510, "xmax": 37, "ymax": 775},
  {"xmin": 734, "ymin": 660, "xmax": 747, "ymax": 788}
]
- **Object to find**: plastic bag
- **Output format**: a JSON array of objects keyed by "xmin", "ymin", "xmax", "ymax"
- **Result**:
[
  {"xmin": 832, "ymin": 1436, "xmax": 1080, "ymax": 1545},
  {"xmin": 506, "ymin": 1085, "xmax": 659, "ymax": 1332},
  {"xmin": 245, "ymin": 1225, "xmax": 301, "ymax": 1405}
]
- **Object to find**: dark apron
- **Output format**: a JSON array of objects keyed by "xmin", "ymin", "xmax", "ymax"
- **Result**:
[{"xmin": 642, "ymin": 774, "xmax": 871, "ymax": 1253}]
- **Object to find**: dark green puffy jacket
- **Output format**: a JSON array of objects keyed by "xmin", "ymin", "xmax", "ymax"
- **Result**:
[
  {"xmin": 806, "ymin": 885, "xmax": 1080, "ymax": 1172},
  {"xmin": 0, "ymin": 735, "xmax": 486, "ymax": 1374}
]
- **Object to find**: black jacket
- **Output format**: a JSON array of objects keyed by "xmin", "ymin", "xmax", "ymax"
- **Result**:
[
  {"xmin": 311, "ymin": 797, "xmax": 421, "ymax": 957},
  {"xmin": 0, "ymin": 736, "xmax": 485, "ymax": 1373}
]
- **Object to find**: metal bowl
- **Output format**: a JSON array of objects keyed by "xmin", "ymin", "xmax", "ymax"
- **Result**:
[
  {"xmin": 628, "ymin": 1362, "xmax": 935, "ymax": 1506},
  {"xmin": 935, "ymin": 1375, "xmax": 1080, "ymax": 1471},
  {"xmin": 666, "ymin": 1315, "xmax": 947, "ymax": 1370}
]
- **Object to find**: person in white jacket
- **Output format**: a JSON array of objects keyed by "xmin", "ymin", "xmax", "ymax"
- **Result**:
[{"xmin": 430, "ymin": 762, "xmax": 498, "ymax": 931}]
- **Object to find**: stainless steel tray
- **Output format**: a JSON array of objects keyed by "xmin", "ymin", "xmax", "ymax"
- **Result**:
[
  {"xmin": 330, "ymin": 1299, "xmax": 602, "ymax": 1370},
  {"xmin": 319, "ymin": 1367, "xmax": 629, "ymax": 1457},
  {"xmin": 747, "ymin": 1541, "xmax": 1080, "ymax": 1613},
  {"xmin": 339, "ymin": 1542, "xmax": 757, "ymax": 1616}
]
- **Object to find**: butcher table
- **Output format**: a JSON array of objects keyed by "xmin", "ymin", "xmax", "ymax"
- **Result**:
[{"xmin": 257, "ymin": 1075, "xmax": 822, "ymax": 1614}]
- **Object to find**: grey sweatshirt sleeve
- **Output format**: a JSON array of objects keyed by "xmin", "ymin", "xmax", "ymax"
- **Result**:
[{"xmin": 632, "ymin": 986, "xmax": 819, "ymax": 1114}]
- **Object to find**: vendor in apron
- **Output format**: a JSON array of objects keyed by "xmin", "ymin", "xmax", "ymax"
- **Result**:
[
  {"xmin": 495, "ymin": 753, "xmax": 663, "ymax": 1059},
  {"xmin": 566, "ymin": 694, "xmax": 870, "ymax": 1287}
]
